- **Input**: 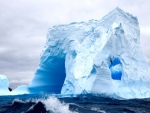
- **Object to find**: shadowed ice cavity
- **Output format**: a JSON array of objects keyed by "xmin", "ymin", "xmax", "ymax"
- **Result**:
[
  {"xmin": 109, "ymin": 58, "xmax": 122, "ymax": 80},
  {"xmin": 28, "ymin": 56, "xmax": 66, "ymax": 94}
]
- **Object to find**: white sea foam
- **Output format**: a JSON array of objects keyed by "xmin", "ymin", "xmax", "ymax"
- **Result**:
[
  {"xmin": 12, "ymin": 96, "xmax": 77, "ymax": 113},
  {"xmin": 42, "ymin": 96, "xmax": 77, "ymax": 113},
  {"xmin": 91, "ymin": 107, "xmax": 106, "ymax": 113}
]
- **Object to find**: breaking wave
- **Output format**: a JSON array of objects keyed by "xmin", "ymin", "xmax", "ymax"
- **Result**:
[
  {"xmin": 1, "ymin": 96, "xmax": 76, "ymax": 113},
  {"xmin": 42, "ymin": 96, "xmax": 77, "ymax": 113},
  {"xmin": 1, "ymin": 94, "xmax": 150, "ymax": 113}
]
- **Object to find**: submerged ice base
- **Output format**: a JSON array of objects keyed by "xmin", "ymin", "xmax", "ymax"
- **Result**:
[{"xmin": 28, "ymin": 8, "xmax": 150, "ymax": 98}]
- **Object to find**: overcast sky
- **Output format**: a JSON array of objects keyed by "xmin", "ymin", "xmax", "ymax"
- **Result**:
[{"xmin": 0, "ymin": 0, "xmax": 150, "ymax": 89}]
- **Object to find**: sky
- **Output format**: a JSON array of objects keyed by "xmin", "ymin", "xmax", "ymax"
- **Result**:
[{"xmin": 0, "ymin": 0, "xmax": 150, "ymax": 89}]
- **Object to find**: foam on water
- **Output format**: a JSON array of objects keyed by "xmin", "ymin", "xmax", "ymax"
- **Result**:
[
  {"xmin": 42, "ymin": 96, "xmax": 77, "ymax": 113},
  {"xmin": 6, "ymin": 96, "xmax": 77, "ymax": 113},
  {"xmin": 1, "ymin": 94, "xmax": 150, "ymax": 113},
  {"xmin": 91, "ymin": 107, "xmax": 106, "ymax": 113}
]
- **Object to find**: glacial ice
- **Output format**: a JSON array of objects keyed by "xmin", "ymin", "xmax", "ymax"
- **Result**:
[
  {"xmin": 0, "ymin": 75, "xmax": 10, "ymax": 95},
  {"xmin": 28, "ymin": 8, "xmax": 150, "ymax": 98},
  {"xmin": 0, "ymin": 75, "xmax": 28, "ymax": 95},
  {"xmin": 11, "ymin": 85, "xmax": 29, "ymax": 95}
]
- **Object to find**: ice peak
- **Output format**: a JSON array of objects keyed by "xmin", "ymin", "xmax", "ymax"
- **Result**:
[
  {"xmin": 113, "ymin": 7, "xmax": 124, "ymax": 13},
  {"xmin": 110, "ymin": 7, "xmax": 128, "ymax": 16},
  {"xmin": 100, "ymin": 7, "xmax": 138, "ymax": 27},
  {"xmin": 111, "ymin": 7, "xmax": 137, "ymax": 21}
]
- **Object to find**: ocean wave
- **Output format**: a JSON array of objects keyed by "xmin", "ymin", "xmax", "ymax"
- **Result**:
[
  {"xmin": 1, "ymin": 94, "xmax": 150, "ymax": 113},
  {"xmin": 42, "ymin": 96, "xmax": 77, "ymax": 113},
  {"xmin": 1, "ymin": 96, "xmax": 77, "ymax": 113}
]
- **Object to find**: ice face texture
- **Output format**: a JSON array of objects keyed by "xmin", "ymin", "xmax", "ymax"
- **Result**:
[
  {"xmin": 0, "ymin": 75, "xmax": 10, "ymax": 95},
  {"xmin": 28, "ymin": 8, "xmax": 150, "ymax": 98},
  {"xmin": 0, "ymin": 75, "xmax": 9, "ymax": 89}
]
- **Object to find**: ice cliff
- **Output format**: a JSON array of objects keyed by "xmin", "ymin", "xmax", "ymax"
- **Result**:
[{"xmin": 28, "ymin": 8, "xmax": 150, "ymax": 98}]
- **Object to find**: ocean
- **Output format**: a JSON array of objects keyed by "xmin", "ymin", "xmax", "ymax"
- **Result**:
[{"xmin": 0, "ymin": 94, "xmax": 150, "ymax": 113}]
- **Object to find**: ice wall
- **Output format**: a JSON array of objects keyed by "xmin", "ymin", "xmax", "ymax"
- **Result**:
[{"xmin": 28, "ymin": 8, "xmax": 150, "ymax": 98}]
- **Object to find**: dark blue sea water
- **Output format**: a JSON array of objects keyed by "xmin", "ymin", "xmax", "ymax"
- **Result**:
[{"xmin": 0, "ymin": 94, "xmax": 150, "ymax": 113}]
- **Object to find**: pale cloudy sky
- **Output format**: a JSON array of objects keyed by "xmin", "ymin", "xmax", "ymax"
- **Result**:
[{"xmin": 0, "ymin": 0, "xmax": 150, "ymax": 89}]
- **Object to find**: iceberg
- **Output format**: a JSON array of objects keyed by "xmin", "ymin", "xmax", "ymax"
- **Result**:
[
  {"xmin": 0, "ymin": 75, "xmax": 28, "ymax": 95},
  {"xmin": 28, "ymin": 8, "xmax": 150, "ymax": 98},
  {"xmin": 0, "ymin": 75, "xmax": 10, "ymax": 95},
  {"xmin": 11, "ymin": 85, "xmax": 29, "ymax": 95}
]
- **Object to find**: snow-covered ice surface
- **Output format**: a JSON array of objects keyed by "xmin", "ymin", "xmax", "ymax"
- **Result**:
[{"xmin": 28, "ymin": 8, "xmax": 150, "ymax": 98}]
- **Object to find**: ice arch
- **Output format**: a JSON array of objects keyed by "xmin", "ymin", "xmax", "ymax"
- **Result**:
[{"xmin": 28, "ymin": 56, "xmax": 66, "ymax": 94}]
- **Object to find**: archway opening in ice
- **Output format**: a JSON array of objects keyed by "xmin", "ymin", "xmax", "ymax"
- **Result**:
[
  {"xmin": 28, "ymin": 57, "xmax": 66, "ymax": 94},
  {"xmin": 109, "ymin": 58, "xmax": 122, "ymax": 80}
]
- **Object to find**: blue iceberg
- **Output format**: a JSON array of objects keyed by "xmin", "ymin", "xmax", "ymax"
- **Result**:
[{"xmin": 28, "ymin": 8, "xmax": 150, "ymax": 98}]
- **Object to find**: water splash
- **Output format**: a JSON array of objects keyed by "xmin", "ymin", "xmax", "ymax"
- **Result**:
[{"xmin": 43, "ymin": 96, "xmax": 77, "ymax": 113}]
